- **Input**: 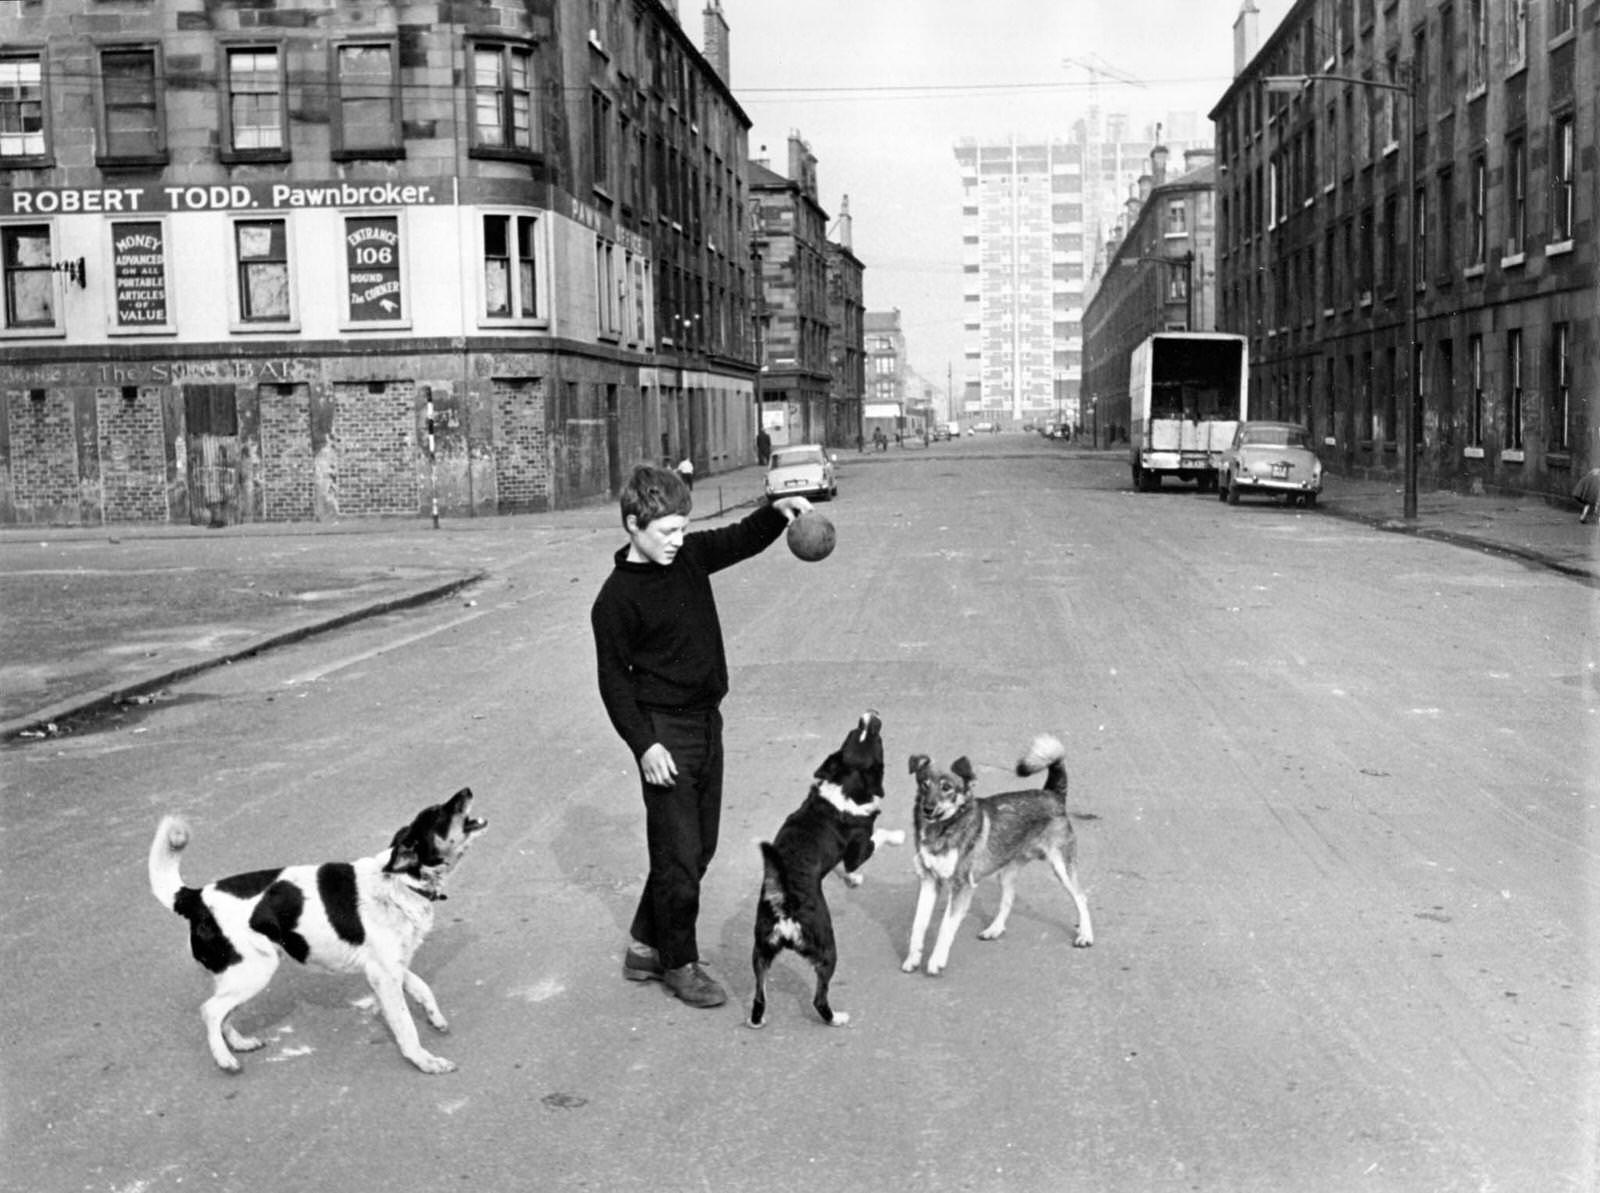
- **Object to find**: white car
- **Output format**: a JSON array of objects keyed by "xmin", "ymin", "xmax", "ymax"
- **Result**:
[
  {"xmin": 1218, "ymin": 421, "xmax": 1323, "ymax": 507},
  {"xmin": 764, "ymin": 444, "xmax": 837, "ymax": 502}
]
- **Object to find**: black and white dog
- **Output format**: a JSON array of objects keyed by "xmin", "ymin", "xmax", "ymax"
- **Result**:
[
  {"xmin": 148, "ymin": 788, "xmax": 487, "ymax": 1074},
  {"xmin": 748, "ymin": 711, "xmax": 903, "ymax": 1028}
]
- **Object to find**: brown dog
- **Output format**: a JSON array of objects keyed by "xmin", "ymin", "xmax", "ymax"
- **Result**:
[{"xmin": 902, "ymin": 736, "xmax": 1091, "ymax": 975}]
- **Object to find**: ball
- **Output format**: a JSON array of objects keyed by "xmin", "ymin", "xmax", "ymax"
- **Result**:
[{"xmin": 785, "ymin": 511, "xmax": 836, "ymax": 562}]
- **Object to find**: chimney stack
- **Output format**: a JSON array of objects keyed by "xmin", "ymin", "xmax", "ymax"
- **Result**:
[
  {"xmin": 1233, "ymin": 0, "xmax": 1260, "ymax": 76},
  {"xmin": 1150, "ymin": 145, "xmax": 1169, "ymax": 186},
  {"xmin": 702, "ymin": 1, "xmax": 729, "ymax": 85}
]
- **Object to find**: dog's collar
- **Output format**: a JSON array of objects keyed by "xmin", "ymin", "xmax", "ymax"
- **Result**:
[
  {"xmin": 815, "ymin": 780, "xmax": 882, "ymax": 819},
  {"xmin": 402, "ymin": 878, "xmax": 448, "ymax": 901}
]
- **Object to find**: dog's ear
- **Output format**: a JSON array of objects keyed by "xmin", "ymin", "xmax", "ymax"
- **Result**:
[
  {"xmin": 908, "ymin": 753, "xmax": 930, "ymax": 775},
  {"xmin": 952, "ymin": 756, "xmax": 976, "ymax": 784},
  {"xmin": 384, "ymin": 822, "xmax": 422, "ymax": 874}
]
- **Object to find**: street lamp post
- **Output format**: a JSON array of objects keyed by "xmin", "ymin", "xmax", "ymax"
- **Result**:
[{"xmin": 1263, "ymin": 69, "xmax": 1417, "ymax": 520}]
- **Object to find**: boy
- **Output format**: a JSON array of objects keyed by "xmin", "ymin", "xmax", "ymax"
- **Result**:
[{"xmin": 591, "ymin": 464, "xmax": 812, "ymax": 1008}]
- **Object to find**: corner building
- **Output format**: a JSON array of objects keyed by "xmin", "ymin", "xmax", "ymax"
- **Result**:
[
  {"xmin": 0, "ymin": 0, "xmax": 757, "ymax": 524},
  {"xmin": 1210, "ymin": 0, "xmax": 1594, "ymax": 500}
]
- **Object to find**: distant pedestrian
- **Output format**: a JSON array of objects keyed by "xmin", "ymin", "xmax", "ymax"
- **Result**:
[
  {"xmin": 1574, "ymin": 468, "xmax": 1600, "ymax": 524},
  {"xmin": 756, "ymin": 429, "xmax": 771, "ymax": 466}
]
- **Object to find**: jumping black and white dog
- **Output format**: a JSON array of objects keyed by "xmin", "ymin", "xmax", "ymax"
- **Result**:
[
  {"xmin": 147, "ymin": 787, "xmax": 487, "ymax": 1074},
  {"xmin": 748, "ymin": 712, "xmax": 903, "ymax": 1028}
]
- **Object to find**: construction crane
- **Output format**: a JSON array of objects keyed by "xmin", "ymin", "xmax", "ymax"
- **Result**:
[{"xmin": 1062, "ymin": 54, "xmax": 1148, "ymax": 141}]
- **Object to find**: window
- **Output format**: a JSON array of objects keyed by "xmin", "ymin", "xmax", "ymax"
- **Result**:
[
  {"xmin": 0, "ymin": 53, "xmax": 47, "ymax": 161},
  {"xmin": 1467, "ymin": 334, "xmax": 1484, "ymax": 446},
  {"xmin": 590, "ymin": 88, "xmax": 612, "ymax": 191},
  {"xmin": 234, "ymin": 218, "xmax": 292, "ymax": 323},
  {"xmin": 1551, "ymin": 324, "xmax": 1571, "ymax": 451},
  {"xmin": 1165, "ymin": 200, "xmax": 1187, "ymax": 236},
  {"xmin": 1382, "ymin": 195, "xmax": 1398, "ymax": 292},
  {"xmin": 333, "ymin": 42, "xmax": 400, "ymax": 158},
  {"xmin": 595, "ymin": 237, "xmax": 619, "ymax": 338},
  {"xmin": 1505, "ymin": 135, "xmax": 1525, "ymax": 256},
  {"xmin": 1553, "ymin": 0, "xmax": 1576, "ymax": 38},
  {"xmin": 482, "ymin": 212, "xmax": 541, "ymax": 321},
  {"xmin": 1437, "ymin": 167, "xmax": 1455, "ymax": 277},
  {"xmin": 1413, "ymin": 185, "xmax": 1427, "ymax": 289},
  {"xmin": 1384, "ymin": 52, "xmax": 1401, "ymax": 147},
  {"xmin": 98, "ymin": 46, "xmax": 164, "ymax": 163},
  {"xmin": 1505, "ymin": 329, "xmax": 1523, "ymax": 450},
  {"xmin": 1323, "ymin": 227, "xmax": 1336, "ymax": 309},
  {"xmin": 1439, "ymin": 6, "xmax": 1456, "ymax": 101},
  {"xmin": 472, "ymin": 43, "xmax": 537, "ymax": 156},
  {"xmin": 224, "ymin": 46, "xmax": 285, "ymax": 157},
  {"xmin": 1469, "ymin": 154, "xmax": 1486, "ymax": 266},
  {"xmin": 1, "ymin": 223, "xmax": 56, "ymax": 330},
  {"xmin": 1382, "ymin": 347, "xmax": 1397, "ymax": 443},
  {"xmin": 1413, "ymin": 28, "xmax": 1428, "ymax": 118},
  {"xmin": 1467, "ymin": 0, "xmax": 1487, "ymax": 91},
  {"xmin": 1504, "ymin": 0, "xmax": 1526, "ymax": 72},
  {"xmin": 1550, "ymin": 114, "xmax": 1575, "ymax": 243}
]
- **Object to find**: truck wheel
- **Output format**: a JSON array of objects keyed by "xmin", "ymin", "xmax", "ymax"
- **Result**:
[
  {"xmin": 1304, "ymin": 492, "xmax": 1317, "ymax": 509},
  {"xmin": 1217, "ymin": 477, "xmax": 1228, "ymax": 502},
  {"xmin": 1226, "ymin": 476, "xmax": 1240, "ymax": 505}
]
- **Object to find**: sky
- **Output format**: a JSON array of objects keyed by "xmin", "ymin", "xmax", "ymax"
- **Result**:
[{"xmin": 689, "ymin": 0, "xmax": 1292, "ymax": 396}]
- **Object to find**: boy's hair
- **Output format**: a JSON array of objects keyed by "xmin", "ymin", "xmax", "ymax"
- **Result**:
[{"xmin": 620, "ymin": 464, "xmax": 692, "ymax": 528}]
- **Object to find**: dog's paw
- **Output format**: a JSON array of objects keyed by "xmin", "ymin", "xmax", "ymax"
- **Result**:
[
  {"xmin": 841, "ymin": 870, "xmax": 865, "ymax": 888},
  {"xmin": 426, "ymin": 1012, "xmax": 450, "ymax": 1033},
  {"xmin": 900, "ymin": 955, "xmax": 922, "ymax": 974},
  {"xmin": 409, "ymin": 1052, "xmax": 458, "ymax": 1075},
  {"xmin": 213, "ymin": 1054, "xmax": 243, "ymax": 1073},
  {"xmin": 977, "ymin": 926, "xmax": 1005, "ymax": 941},
  {"xmin": 1073, "ymin": 932, "xmax": 1094, "ymax": 948},
  {"xmin": 828, "ymin": 1011, "xmax": 851, "ymax": 1027}
]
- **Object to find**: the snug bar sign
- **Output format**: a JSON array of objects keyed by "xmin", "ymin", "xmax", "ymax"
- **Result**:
[
  {"xmin": 112, "ymin": 220, "xmax": 169, "ymax": 327},
  {"xmin": 345, "ymin": 215, "xmax": 402, "ymax": 323}
]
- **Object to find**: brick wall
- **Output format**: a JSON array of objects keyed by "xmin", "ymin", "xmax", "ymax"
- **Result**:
[
  {"xmin": 330, "ymin": 382, "xmax": 419, "ymax": 516},
  {"xmin": 493, "ymin": 376, "xmax": 550, "ymax": 513},
  {"xmin": 4, "ymin": 390, "xmax": 79, "ymax": 521},
  {"xmin": 96, "ymin": 386, "xmax": 168, "ymax": 523},
  {"xmin": 258, "ymin": 383, "xmax": 316, "ymax": 522}
]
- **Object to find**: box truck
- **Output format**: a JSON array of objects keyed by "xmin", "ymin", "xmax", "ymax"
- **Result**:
[{"xmin": 1128, "ymin": 332, "xmax": 1248, "ymax": 491}]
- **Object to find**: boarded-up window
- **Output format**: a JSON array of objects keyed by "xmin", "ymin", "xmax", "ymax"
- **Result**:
[{"xmin": 185, "ymin": 384, "xmax": 238, "ymax": 436}]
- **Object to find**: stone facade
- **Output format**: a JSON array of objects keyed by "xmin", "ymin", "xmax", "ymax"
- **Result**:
[
  {"xmin": 0, "ymin": 0, "xmax": 759, "ymax": 525},
  {"xmin": 1209, "ymin": 0, "xmax": 1595, "ymax": 500}
]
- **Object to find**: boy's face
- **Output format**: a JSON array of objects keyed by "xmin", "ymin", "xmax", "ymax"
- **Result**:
[{"xmin": 625, "ymin": 513, "xmax": 689, "ymax": 566}]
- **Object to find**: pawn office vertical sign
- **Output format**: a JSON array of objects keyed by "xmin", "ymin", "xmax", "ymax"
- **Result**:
[{"xmin": 345, "ymin": 215, "xmax": 403, "ymax": 323}]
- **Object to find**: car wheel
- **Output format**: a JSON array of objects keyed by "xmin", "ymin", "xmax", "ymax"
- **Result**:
[{"xmin": 1304, "ymin": 492, "xmax": 1318, "ymax": 509}]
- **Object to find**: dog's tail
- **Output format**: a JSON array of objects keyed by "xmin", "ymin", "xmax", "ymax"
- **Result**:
[
  {"xmin": 148, "ymin": 815, "xmax": 193, "ymax": 913},
  {"xmin": 757, "ymin": 841, "xmax": 789, "ymax": 914},
  {"xmin": 1016, "ymin": 734, "xmax": 1068, "ymax": 799}
]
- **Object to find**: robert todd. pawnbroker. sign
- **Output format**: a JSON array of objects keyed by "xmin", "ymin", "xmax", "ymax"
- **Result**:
[{"xmin": 2, "ymin": 180, "xmax": 450, "ymax": 215}]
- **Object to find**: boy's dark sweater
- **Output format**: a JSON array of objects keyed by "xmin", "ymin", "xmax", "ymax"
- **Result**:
[{"xmin": 591, "ymin": 503, "xmax": 787, "ymax": 760}]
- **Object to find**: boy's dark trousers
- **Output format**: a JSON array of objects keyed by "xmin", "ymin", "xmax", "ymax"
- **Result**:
[{"xmin": 632, "ymin": 707, "xmax": 723, "ymax": 970}]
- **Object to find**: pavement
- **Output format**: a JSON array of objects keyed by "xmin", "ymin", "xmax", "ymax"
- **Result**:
[{"xmin": 3, "ymin": 450, "xmax": 1595, "ymax": 741}]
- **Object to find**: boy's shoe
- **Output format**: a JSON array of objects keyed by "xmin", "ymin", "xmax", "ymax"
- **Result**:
[
  {"xmin": 623, "ymin": 944, "xmax": 664, "ymax": 983},
  {"xmin": 661, "ymin": 963, "xmax": 727, "ymax": 1008}
]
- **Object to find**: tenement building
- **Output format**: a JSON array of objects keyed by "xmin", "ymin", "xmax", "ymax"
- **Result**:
[
  {"xmin": 1083, "ymin": 144, "xmax": 1218, "ymax": 447},
  {"xmin": 1210, "ymin": 0, "xmax": 1594, "ymax": 500},
  {"xmin": 749, "ymin": 134, "xmax": 844, "ymax": 449},
  {"xmin": 0, "ymin": 0, "xmax": 758, "ymax": 524}
]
